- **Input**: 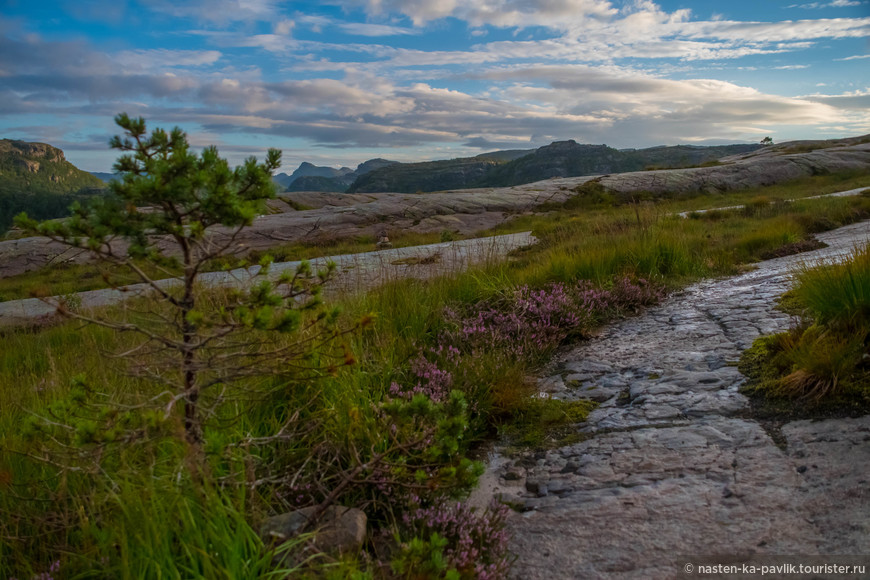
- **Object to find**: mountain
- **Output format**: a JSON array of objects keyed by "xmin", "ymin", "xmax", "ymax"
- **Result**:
[
  {"xmin": 474, "ymin": 149, "xmax": 536, "ymax": 162},
  {"xmin": 285, "ymin": 175, "xmax": 350, "ymax": 193},
  {"xmin": 347, "ymin": 157, "xmax": 503, "ymax": 193},
  {"xmin": 272, "ymin": 172, "xmax": 296, "ymax": 189},
  {"xmin": 480, "ymin": 142, "xmax": 636, "ymax": 187},
  {"xmin": 625, "ymin": 144, "xmax": 762, "ymax": 169},
  {"xmin": 289, "ymin": 162, "xmax": 353, "ymax": 185},
  {"xmin": 91, "ymin": 171, "xmax": 119, "ymax": 183},
  {"xmin": 343, "ymin": 142, "xmax": 763, "ymax": 193},
  {"xmin": 0, "ymin": 140, "xmax": 108, "ymax": 233},
  {"xmin": 281, "ymin": 158, "xmax": 400, "ymax": 193},
  {"xmin": 476, "ymin": 142, "xmax": 764, "ymax": 188},
  {"xmin": 354, "ymin": 158, "xmax": 400, "ymax": 175},
  {"xmin": 0, "ymin": 139, "xmax": 104, "ymax": 196}
]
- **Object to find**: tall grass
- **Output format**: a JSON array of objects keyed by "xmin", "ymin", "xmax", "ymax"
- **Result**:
[
  {"xmin": 792, "ymin": 244, "xmax": 870, "ymax": 329},
  {"xmin": 740, "ymin": 243, "xmax": 870, "ymax": 403},
  {"xmin": 2, "ymin": 191, "xmax": 870, "ymax": 577}
]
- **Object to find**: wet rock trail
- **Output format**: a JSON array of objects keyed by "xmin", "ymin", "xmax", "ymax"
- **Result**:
[{"xmin": 480, "ymin": 220, "xmax": 870, "ymax": 579}]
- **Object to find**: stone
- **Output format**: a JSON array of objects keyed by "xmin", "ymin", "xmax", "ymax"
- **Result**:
[
  {"xmin": 261, "ymin": 505, "xmax": 367, "ymax": 555},
  {"xmin": 525, "ymin": 479, "xmax": 548, "ymax": 496}
]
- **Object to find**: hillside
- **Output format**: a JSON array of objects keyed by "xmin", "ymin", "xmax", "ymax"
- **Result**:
[
  {"xmin": 345, "ymin": 142, "xmax": 764, "ymax": 193},
  {"xmin": 481, "ymin": 142, "xmax": 638, "ymax": 187},
  {"xmin": 285, "ymin": 175, "xmax": 350, "ymax": 192},
  {"xmin": 481, "ymin": 141, "xmax": 763, "ymax": 187},
  {"xmin": 0, "ymin": 140, "xmax": 107, "ymax": 233},
  {"xmin": 285, "ymin": 158, "xmax": 400, "ymax": 193},
  {"xmin": 347, "ymin": 157, "xmax": 503, "ymax": 193},
  {"xmin": 0, "ymin": 139, "xmax": 104, "ymax": 196}
]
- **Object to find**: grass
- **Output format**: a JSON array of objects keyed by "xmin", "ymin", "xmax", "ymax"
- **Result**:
[
  {"xmin": 739, "ymin": 243, "xmax": 870, "ymax": 416},
  {"xmin": 3, "ymin": 180, "xmax": 870, "ymax": 577}
]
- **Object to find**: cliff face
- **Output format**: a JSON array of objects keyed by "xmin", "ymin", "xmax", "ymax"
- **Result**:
[{"xmin": 0, "ymin": 139, "xmax": 104, "ymax": 196}]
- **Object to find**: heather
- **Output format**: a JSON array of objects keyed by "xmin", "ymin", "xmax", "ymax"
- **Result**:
[{"xmin": 390, "ymin": 501, "xmax": 511, "ymax": 579}]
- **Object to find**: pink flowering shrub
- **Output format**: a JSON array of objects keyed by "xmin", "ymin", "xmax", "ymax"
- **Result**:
[
  {"xmin": 389, "ymin": 344, "xmax": 461, "ymax": 403},
  {"xmin": 441, "ymin": 277, "xmax": 665, "ymax": 362},
  {"xmin": 391, "ymin": 501, "xmax": 511, "ymax": 580}
]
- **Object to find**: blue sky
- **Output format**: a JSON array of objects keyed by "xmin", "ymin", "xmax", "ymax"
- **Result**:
[{"xmin": 1, "ymin": 0, "xmax": 869, "ymax": 172}]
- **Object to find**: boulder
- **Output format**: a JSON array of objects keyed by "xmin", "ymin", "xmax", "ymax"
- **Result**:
[{"xmin": 260, "ymin": 505, "xmax": 367, "ymax": 555}]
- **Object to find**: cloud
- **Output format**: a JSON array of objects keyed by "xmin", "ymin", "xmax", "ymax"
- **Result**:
[
  {"xmin": 115, "ymin": 49, "xmax": 222, "ymax": 70},
  {"xmin": 2, "ymin": 2, "xmax": 869, "ymax": 170},
  {"xmin": 330, "ymin": 0, "xmax": 618, "ymax": 28},
  {"xmin": 273, "ymin": 19, "xmax": 294, "ymax": 35},
  {"xmin": 837, "ymin": 53, "xmax": 870, "ymax": 59},
  {"xmin": 339, "ymin": 22, "xmax": 420, "ymax": 36},
  {"xmin": 788, "ymin": 1, "xmax": 862, "ymax": 9},
  {"xmin": 145, "ymin": 0, "xmax": 280, "ymax": 24}
]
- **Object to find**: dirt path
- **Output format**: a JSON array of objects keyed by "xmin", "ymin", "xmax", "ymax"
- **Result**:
[
  {"xmin": 0, "ymin": 232, "xmax": 534, "ymax": 327},
  {"xmin": 477, "ymin": 220, "xmax": 870, "ymax": 579}
]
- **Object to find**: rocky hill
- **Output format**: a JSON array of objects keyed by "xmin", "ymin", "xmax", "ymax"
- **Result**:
[
  {"xmin": 347, "ymin": 157, "xmax": 503, "ymax": 193},
  {"xmin": 0, "ymin": 139, "xmax": 104, "ymax": 196},
  {"xmin": 280, "ymin": 158, "xmax": 400, "ymax": 192},
  {"xmin": 0, "ymin": 140, "xmax": 107, "ymax": 233},
  {"xmin": 345, "ymin": 142, "xmax": 763, "ymax": 193},
  {"xmin": 481, "ymin": 142, "xmax": 638, "ymax": 187},
  {"xmin": 481, "ymin": 141, "xmax": 762, "ymax": 187},
  {"xmin": 285, "ymin": 175, "xmax": 350, "ymax": 193}
]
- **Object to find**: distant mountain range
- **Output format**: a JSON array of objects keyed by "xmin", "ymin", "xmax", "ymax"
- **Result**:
[
  {"xmin": 345, "ymin": 142, "xmax": 761, "ymax": 193},
  {"xmin": 280, "ymin": 158, "xmax": 400, "ymax": 192},
  {"xmin": 90, "ymin": 171, "xmax": 118, "ymax": 183},
  {"xmin": 4, "ymin": 136, "xmax": 763, "ymax": 202}
]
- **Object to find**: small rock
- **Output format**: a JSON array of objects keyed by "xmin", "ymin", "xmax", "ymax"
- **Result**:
[
  {"xmin": 504, "ymin": 470, "xmax": 523, "ymax": 481},
  {"xmin": 561, "ymin": 462, "xmax": 579, "ymax": 474},
  {"xmin": 796, "ymin": 465, "xmax": 808, "ymax": 474},
  {"xmin": 526, "ymin": 480, "xmax": 549, "ymax": 496},
  {"xmin": 261, "ymin": 505, "xmax": 367, "ymax": 555}
]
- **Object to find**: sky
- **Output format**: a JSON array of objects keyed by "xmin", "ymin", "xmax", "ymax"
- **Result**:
[{"xmin": 1, "ymin": 0, "xmax": 869, "ymax": 173}]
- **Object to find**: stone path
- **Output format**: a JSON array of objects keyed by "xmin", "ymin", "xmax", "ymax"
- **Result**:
[
  {"xmin": 478, "ymin": 220, "xmax": 870, "ymax": 579},
  {"xmin": 0, "ymin": 232, "xmax": 534, "ymax": 327},
  {"xmin": 676, "ymin": 186, "xmax": 869, "ymax": 218}
]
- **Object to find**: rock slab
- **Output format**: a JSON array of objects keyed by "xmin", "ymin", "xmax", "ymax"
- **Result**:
[{"xmin": 481, "ymin": 220, "xmax": 870, "ymax": 579}]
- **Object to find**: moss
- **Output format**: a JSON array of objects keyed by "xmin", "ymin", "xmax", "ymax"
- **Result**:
[{"xmin": 501, "ymin": 398, "xmax": 597, "ymax": 452}]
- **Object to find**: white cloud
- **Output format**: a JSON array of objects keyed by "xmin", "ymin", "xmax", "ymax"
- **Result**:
[
  {"xmin": 330, "ymin": 0, "xmax": 618, "ymax": 28},
  {"xmin": 146, "ymin": 0, "xmax": 280, "ymax": 23},
  {"xmin": 115, "ymin": 49, "xmax": 222, "ymax": 70},
  {"xmin": 339, "ymin": 22, "xmax": 420, "ymax": 36},
  {"xmin": 788, "ymin": 1, "xmax": 862, "ymax": 9},
  {"xmin": 273, "ymin": 19, "xmax": 294, "ymax": 35},
  {"xmin": 837, "ymin": 53, "xmax": 870, "ymax": 59}
]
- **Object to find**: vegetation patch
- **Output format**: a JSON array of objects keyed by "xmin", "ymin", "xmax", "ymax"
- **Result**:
[
  {"xmin": 391, "ymin": 252, "xmax": 442, "ymax": 266},
  {"xmin": 499, "ymin": 397, "xmax": 597, "ymax": 451},
  {"xmin": 739, "ymin": 244, "xmax": 870, "ymax": 420}
]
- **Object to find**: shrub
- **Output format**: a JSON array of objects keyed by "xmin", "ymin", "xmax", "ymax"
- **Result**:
[{"xmin": 390, "ymin": 501, "xmax": 511, "ymax": 579}]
